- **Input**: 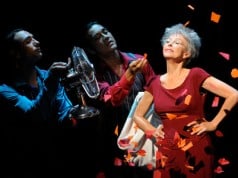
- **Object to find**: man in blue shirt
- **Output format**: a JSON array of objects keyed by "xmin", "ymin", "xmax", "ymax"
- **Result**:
[{"xmin": 0, "ymin": 28, "xmax": 79, "ymax": 177}]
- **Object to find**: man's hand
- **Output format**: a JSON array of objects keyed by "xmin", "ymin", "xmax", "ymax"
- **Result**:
[
  {"xmin": 125, "ymin": 54, "xmax": 148, "ymax": 80},
  {"xmin": 49, "ymin": 58, "xmax": 71, "ymax": 78}
]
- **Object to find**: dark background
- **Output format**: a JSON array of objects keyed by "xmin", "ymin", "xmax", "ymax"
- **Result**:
[{"xmin": 1, "ymin": 0, "xmax": 237, "ymax": 177}]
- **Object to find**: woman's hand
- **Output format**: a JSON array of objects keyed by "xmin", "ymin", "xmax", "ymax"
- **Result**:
[
  {"xmin": 153, "ymin": 124, "xmax": 165, "ymax": 140},
  {"xmin": 186, "ymin": 119, "xmax": 217, "ymax": 135}
]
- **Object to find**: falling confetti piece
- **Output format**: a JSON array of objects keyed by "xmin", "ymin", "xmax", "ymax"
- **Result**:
[
  {"xmin": 181, "ymin": 89, "xmax": 188, "ymax": 96},
  {"xmin": 184, "ymin": 95, "xmax": 191, "ymax": 105},
  {"xmin": 187, "ymin": 4, "xmax": 195, "ymax": 10},
  {"xmin": 214, "ymin": 166, "xmax": 224, "ymax": 174},
  {"xmin": 211, "ymin": 11, "xmax": 221, "ymax": 23},
  {"xmin": 184, "ymin": 20, "xmax": 190, "ymax": 27},
  {"xmin": 131, "ymin": 140, "xmax": 139, "ymax": 148},
  {"xmin": 124, "ymin": 151, "xmax": 132, "ymax": 163},
  {"xmin": 114, "ymin": 157, "xmax": 123, "ymax": 166},
  {"xmin": 146, "ymin": 163, "xmax": 154, "ymax": 170},
  {"xmin": 156, "ymin": 150, "xmax": 164, "ymax": 159},
  {"xmin": 181, "ymin": 141, "xmax": 193, "ymax": 151},
  {"xmin": 177, "ymin": 138, "xmax": 186, "ymax": 148},
  {"xmin": 128, "ymin": 162, "xmax": 135, "ymax": 167},
  {"xmin": 185, "ymin": 164, "xmax": 194, "ymax": 170},
  {"xmin": 137, "ymin": 149, "xmax": 146, "ymax": 156},
  {"xmin": 212, "ymin": 96, "xmax": 219, "ymax": 107},
  {"xmin": 104, "ymin": 94, "xmax": 111, "ymax": 102},
  {"xmin": 215, "ymin": 130, "xmax": 224, "ymax": 137},
  {"xmin": 153, "ymin": 169, "xmax": 162, "ymax": 178},
  {"xmin": 71, "ymin": 117, "xmax": 77, "ymax": 127},
  {"xmin": 166, "ymin": 113, "xmax": 177, "ymax": 120},
  {"xmin": 177, "ymin": 115, "xmax": 188, "ymax": 119},
  {"xmin": 114, "ymin": 124, "xmax": 118, "ymax": 136},
  {"xmin": 231, "ymin": 68, "xmax": 238, "ymax": 78},
  {"xmin": 218, "ymin": 157, "xmax": 230, "ymax": 165},
  {"xmin": 219, "ymin": 52, "xmax": 230, "ymax": 60},
  {"xmin": 96, "ymin": 171, "xmax": 106, "ymax": 178}
]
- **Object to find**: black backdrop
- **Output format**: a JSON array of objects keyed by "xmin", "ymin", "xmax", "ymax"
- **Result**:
[{"xmin": 1, "ymin": 0, "xmax": 238, "ymax": 177}]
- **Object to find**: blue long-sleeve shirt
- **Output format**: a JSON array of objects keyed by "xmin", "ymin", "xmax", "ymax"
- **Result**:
[
  {"xmin": 0, "ymin": 66, "xmax": 73, "ymax": 124},
  {"xmin": 0, "ymin": 66, "xmax": 75, "ymax": 176}
]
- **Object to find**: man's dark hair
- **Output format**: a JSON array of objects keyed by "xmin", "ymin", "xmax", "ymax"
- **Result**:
[
  {"xmin": 0, "ymin": 28, "xmax": 24, "ymax": 83},
  {"xmin": 4, "ymin": 28, "xmax": 24, "ymax": 59}
]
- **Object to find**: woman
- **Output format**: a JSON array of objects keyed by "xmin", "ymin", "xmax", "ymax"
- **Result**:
[{"xmin": 133, "ymin": 23, "xmax": 238, "ymax": 178}]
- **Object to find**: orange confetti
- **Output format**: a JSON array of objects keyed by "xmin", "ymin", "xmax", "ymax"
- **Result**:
[
  {"xmin": 211, "ymin": 11, "xmax": 221, "ymax": 23},
  {"xmin": 185, "ymin": 164, "xmax": 194, "ymax": 170},
  {"xmin": 181, "ymin": 141, "xmax": 193, "ymax": 151},
  {"xmin": 177, "ymin": 115, "xmax": 188, "ymax": 119},
  {"xmin": 161, "ymin": 155, "xmax": 168, "ymax": 168},
  {"xmin": 114, "ymin": 124, "xmax": 118, "ymax": 136},
  {"xmin": 166, "ymin": 113, "xmax": 177, "ymax": 120},
  {"xmin": 177, "ymin": 138, "xmax": 186, "ymax": 148},
  {"xmin": 131, "ymin": 140, "xmax": 139, "ymax": 148},
  {"xmin": 166, "ymin": 113, "xmax": 188, "ymax": 120},
  {"xmin": 184, "ymin": 94, "xmax": 191, "ymax": 105},
  {"xmin": 231, "ymin": 68, "xmax": 238, "ymax": 78},
  {"xmin": 124, "ymin": 151, "xmax": 132, "ymax": 163},
  {"xmin": 156, "ymin": 151, "xmax": 168, "ymax": 168},
  {"xmin": 212, "ymin": 96, "xmax": 219, "ymax": 107}
]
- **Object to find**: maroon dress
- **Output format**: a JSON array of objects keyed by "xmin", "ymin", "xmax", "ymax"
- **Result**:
[{"xmin": 146, "ymin": 67, "xmax": 214, "ymax": 178}]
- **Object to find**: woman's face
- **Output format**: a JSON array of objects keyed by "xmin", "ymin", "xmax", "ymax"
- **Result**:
[{"xmin": 162, "ymin": 34, "xmax": 190, "ymax": 62}]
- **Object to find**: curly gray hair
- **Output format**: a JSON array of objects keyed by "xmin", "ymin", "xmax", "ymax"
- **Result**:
[{"xmin": 161, "ymin": 23, "xmax": 201, "ymax": 60}]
